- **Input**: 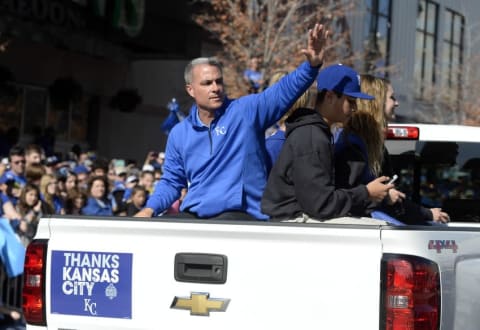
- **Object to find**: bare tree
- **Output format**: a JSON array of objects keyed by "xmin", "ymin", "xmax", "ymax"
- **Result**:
[
  {"xmin": 459, "ymin": 54, "xmax": 480, "ymax": 125},
  {"xmin": 413, "ymin": 53, "xmax": 480, "ymax": 125},
  {"xmin": 407, "ymin": 21, "xmax": 480, "ymax": 125},
  {"xmin": 190, "ymin": 0, "xmax": 358, "ymax": 97}
]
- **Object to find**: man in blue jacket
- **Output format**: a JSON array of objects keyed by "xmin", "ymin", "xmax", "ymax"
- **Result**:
[{"xmin": 135, "ymin": 23, "xmax": 330, "ymax": 220}]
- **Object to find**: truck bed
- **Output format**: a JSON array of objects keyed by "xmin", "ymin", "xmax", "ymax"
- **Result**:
[{"xmin": 24, "ymin": 216, "xmax": 480, "ymax": 330}]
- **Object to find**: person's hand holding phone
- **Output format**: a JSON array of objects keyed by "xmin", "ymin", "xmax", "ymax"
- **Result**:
[{"xmin": 366, "ymin": 176, "xmax": 395, "ymax": 202}]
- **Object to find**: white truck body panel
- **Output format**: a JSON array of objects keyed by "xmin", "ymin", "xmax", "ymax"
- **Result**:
[
  {"xmin": 381, "ymin": 225, "xmax": 480, "ymax": 330},
  {"xmin": 28, "ymin": 216, "xmax": 480, "ymax": 330},
  {"xmin": 41, "ymin": 217, "xmax": 385, "ymax": 330}
]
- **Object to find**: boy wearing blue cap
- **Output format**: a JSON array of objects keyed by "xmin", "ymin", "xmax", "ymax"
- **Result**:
[{"xmin": 261, "ymin": 64, "xmax": 394, "ymax": 221}]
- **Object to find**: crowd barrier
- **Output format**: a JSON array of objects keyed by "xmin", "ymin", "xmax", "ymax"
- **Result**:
[{"xmin": 0, "ymin": 260, "xmax": 23, "ymax": 324}]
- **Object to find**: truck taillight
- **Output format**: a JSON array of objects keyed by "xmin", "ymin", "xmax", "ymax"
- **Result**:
[
  {"xmin": 386, "ymin": 126, "xmax": 419, "ymax": 140},
  {"xmin": 22, "ymin": 239, "xmax": 47, "ymax": 326},
  {"xmin": 380, "ymin": 254, "xmax": 440, "ymax": 330}
]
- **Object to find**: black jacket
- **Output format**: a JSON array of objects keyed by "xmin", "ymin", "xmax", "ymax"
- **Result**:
[{"xmin": 261, "ymin": 108, "xmax": 369, "ymax": 220}]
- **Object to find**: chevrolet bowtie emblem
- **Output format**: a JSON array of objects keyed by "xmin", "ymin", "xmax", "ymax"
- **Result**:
[{"xmin": 170, "ymin": 292, "xmax": 230, "ymax": 316}]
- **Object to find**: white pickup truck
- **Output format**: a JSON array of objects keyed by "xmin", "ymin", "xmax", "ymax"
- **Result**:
[{"xmin": 21, "ymin": 124, "xmax": 480, "ymax": 330}]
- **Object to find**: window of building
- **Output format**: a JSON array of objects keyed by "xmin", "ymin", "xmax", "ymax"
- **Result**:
[
  {"xmin": 0, "ymin": 84, "xmax": 21, "ymax": 157},
  {"xmin": 415, "ymin": 0, "xmax": 439, "ymax": 100},
  {"xmin": 21, "ymin": 86, "xmax": 48, "ymax": 137},
  {"xmin": 0, "ymin": 87, "xmax": 21, "ymax": 135},
  {"xmin": 20, "ymin": 85, "xmax": 88, "ymax": 149},
  {"xmin": 442, "ymin": 9, "xmax": 464, "ymax": 107},
  {"xmin": 363, "ymin": 0, "xmax": 392, "ymax": 74}
]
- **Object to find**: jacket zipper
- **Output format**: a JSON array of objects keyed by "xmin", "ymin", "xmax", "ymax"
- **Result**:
[{"xmin": 208, "ymin": 126, "xmax": 213, "ymax": 155}]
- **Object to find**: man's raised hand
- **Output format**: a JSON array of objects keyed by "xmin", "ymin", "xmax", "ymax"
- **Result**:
[{"xmin": 301, "ymin": 23, "xmax": 331, "ymax": 67}]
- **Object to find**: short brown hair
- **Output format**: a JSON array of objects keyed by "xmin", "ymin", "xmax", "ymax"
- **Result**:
[
  {"xmin": 87, "ymin": 175, "xmax": 109, "ymax": 199},
  {"xmin": 25, "ymin": 163, "xmax": 46, "ymax": 183}
]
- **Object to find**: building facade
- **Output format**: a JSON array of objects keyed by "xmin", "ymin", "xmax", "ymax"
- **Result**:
[
  {"xmin": 0, "ymin": 0, "xmax": 202, "ymax": 163},
  {"xmin": 349, "ymin": 0, "xmax": 480, "ymax": 124},
  {"xmin": 1, "ymin": 0, "xmax": 479, "ymax": 163}
]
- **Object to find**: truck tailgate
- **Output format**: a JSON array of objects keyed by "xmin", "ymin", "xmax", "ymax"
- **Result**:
[
  {"xmin": 42, "ymin": 217, "xmax": 384, "ymax": 330},
  {"xmin": 380, "ymin": 224, "xmax": 480, "ymax": 330}
]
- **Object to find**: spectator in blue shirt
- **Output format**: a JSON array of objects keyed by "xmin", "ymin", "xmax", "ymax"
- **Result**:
[
  {"xmin": 0, "ymin": 190, "xmax": 22, "ymax": 221},
  {"xmin": 82, "ymin": 176, "xmax": 113, "ymax": 216},
  {"xmin": 0, "ymin": 145, "xmax": 26, "ymax": 205},
  {"xmin": 243, "ymin": 56, "xmax": 264, "ymax": 93},
  {"xmin": 73, "ymin": 164, "xmax": 90, "ymax": 192}
]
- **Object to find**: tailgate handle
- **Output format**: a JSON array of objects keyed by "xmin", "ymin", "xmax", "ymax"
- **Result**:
[{"xmin": 174, "ymin": 253, "xmax": 227, "ymax": 284}]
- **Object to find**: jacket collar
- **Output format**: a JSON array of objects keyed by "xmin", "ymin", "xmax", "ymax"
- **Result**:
[
  {"xmin": 285, "ymin": 108, "xmax": 330, "ymax": 139},
  {"xmin": 188, "ymin": 98, "xmax": 231, "ymax": 128}
]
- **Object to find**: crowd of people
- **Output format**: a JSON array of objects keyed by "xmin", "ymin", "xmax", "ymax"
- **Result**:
[
  {"xmin": 0, "ymin": 145, "xmax": 185, "ymax": 248},
  {"xmin": 0, "ymin": 143, "xmax": 187, "ymax": 327}
]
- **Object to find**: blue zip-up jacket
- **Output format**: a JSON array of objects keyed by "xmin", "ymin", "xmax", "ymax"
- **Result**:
[
  {"xmin": 146, "ymin": 61, "xmax": 320, "ymax": 219},
  {"xmin": 82, "ymin": 197, "xmax": 113, "ymax": 216},
  {"xmin": 265, "ymin": 130, "xmax": 286, "ymax": 174}
]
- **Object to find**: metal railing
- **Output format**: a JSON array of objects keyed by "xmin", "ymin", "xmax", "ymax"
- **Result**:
[{"xmin": 0, "ymin": 260, "xmax": 23, "ymax": 323}]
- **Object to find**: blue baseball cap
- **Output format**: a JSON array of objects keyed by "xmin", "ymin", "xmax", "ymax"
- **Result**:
[
  {"xmin": 73, "ymin": 164, "xmax": 90, "ymax": 175},
  {"xmin": 317, "ymin": 64, "xmax": 374, "ymax": 100}
]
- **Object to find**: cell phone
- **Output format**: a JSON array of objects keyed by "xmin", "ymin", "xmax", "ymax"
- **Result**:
[{"xmin": 387, "ymin": 174, "xmax": 398, "ymax": 185}]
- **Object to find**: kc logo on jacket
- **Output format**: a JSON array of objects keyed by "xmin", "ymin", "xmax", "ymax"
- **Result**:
[
  {"xmin": 215, "ymin": 126, "xmax": 227, "ymax": 136},
  {"xmin": 50, "ymin": 250, "xmax": 133, "ymax": 319}
]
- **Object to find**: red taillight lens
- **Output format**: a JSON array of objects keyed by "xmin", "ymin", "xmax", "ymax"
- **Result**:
[
  {"xmin": 386, "ymin": 126, "xmax": 420, "ymax": 140},
  {"xmin": 381, "ymin": 254, "xmax": 440, "ymax": 330},
  {"xmin": 22, "ymin": 239, "xmax": 47, "ymax": 326}
]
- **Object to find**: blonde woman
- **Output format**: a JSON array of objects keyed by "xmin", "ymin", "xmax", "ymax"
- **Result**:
[
  {"xmin": 356, "ymin": 75, "xmax": 396, "ymax": 129},
  {"xmin": 337, "ymin": 75, "xmax": 397, "ymax": 180},
  {"xmin": 335, "ymin": 110, "xmax": 384, "ymax": 184},
  {"xmin": 265, "ymin": 71, "xmax": 317, "ymax": 173},
  {"xmin": 40, "ymin": 174, "xmax": 65, "ymax": 215},
  {"xmin": 335, "ymin": 75, "xmax": 449, "ymax": 224}
]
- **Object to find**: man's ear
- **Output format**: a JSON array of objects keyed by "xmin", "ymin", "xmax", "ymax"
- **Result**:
[
  {"xmin": 326, "ymin": 90, "xmax": 338, "ymax": 104},
  {"xmin": 324, "ymin": 90, "xmax": 333, "ymax": 104},
  {"xmin": 185, "ymin": 84, "xmax": 194, "ymax": 98}
]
